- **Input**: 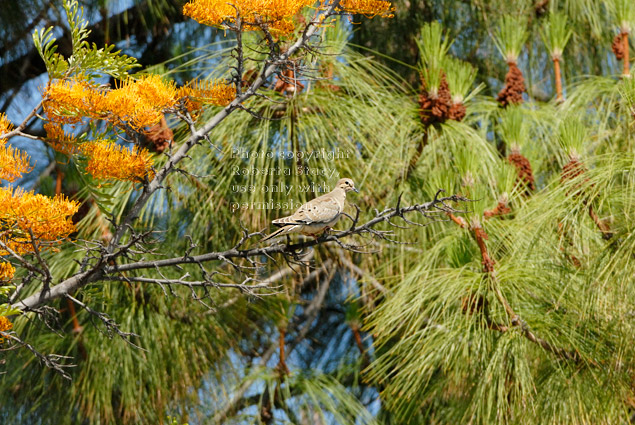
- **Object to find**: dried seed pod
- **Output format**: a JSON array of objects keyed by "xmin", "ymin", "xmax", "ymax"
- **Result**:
[
  {"xmin": 241, "ymin": 69, "xmax": 258, "ymax": 88},
  {"xmin": 612, "ymin": 34, "xmax": 625, "ymax": 61},
  {"xmin": 497, "ymin": 63, "xmax": 525, "ymax": 108},
  {"xmin": 507, "ymin": 150, "xmax": 535, "ymax": 193},
  {"xmin": 143, "ymin": 115, "xmax": 172, "ymax": 153},
  {"xmin": 274, "ymin": 69, "xmax": 305, "ymax": 96}
]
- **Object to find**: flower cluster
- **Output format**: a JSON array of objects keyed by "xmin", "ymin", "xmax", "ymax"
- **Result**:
[
  {"xmin": 0, "ymin": 261, "xmax": 15, "ymax": 282},
  {"xmin": 81, "ymin": 141, "xmax": 154, "ymax": 182},
  {"xmin": 0, "ymin": 142, "xmax": 33, "ymax": 182},
  {"xmin": 40, "ymin": 75, "xmax": 239, "ymax": 181},
  {"xmin": 44, "ymin": 75, "xmax": 235, "ymax": 133},
  {"xmin": 0, "ymin": 316, "xmax": 12, "ymax": 343},
  {"xmin": 339, "ymin": 0, "xmax": 394, "ymax": 18},
  {"xmin": 43, "ymin": 122, "xmax": 81, "ymax": 155},
  {"xmin": 0, "ymin": 187, "xmax": 79, "ymax": 254},
  {"xmin": 0, "ymin": 113, "xmax": 13, "ymax": 136},
  {"xmin": 102, "ymin": 75, "xmax": 179, "ymax": 129},
  {"xmin": 179, "ymin": 79, "xmax": 237, "ymax": 113},
  {"xmin": 183, "ymin": 0, "xmax": 314, "ymax": 35},
  {"xmin": 43, "ymin": 78, "xmax": 101, "ymax": 124}
]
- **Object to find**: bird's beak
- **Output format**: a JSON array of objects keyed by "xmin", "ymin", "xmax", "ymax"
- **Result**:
[{"xmin": 353, "ymin": 187, "xmax": 359, "ymax": 193}]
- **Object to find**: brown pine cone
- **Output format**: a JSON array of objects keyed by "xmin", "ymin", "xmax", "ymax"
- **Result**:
[
  {"xmin": 508, "ymin": 151, "xmax": 535, "ymax": 193},
  {"xmin": 484, "ymin": 197, "xmax": 511, "ymax": 219},
  {"xmin": 448, "ymin": 102, "xmax": 467, "ymax": 121},
  {"xmin": 461, "ymin": 292, "xmax": 487, "ymax": 315},
  {"xmin": 612, "ymin": 34, "xmax": 625, "ymax": 61},
  {"xmin": 560, "ymin": 156, "xmax": 587, "ymax": 182},
  {"xmin": 419, "ymin": 72, "xmax": 452, "ymax": 125},
  {"xmin": 497, "ymin": 63, "xmax": 525, "ymax": 108},
  {"xmin": 561, "ymin": 156, "xmax": 590, "ymax": 198}
]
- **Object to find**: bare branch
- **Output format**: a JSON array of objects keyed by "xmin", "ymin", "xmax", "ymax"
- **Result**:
[
  {"xmin": 13, "ymin": 194, "xmax": 467, "ymax": 311},
  {"xmin": 0, "ymin": 331, "xmax": 74, "ymax": 380},
  {"xmin": 65, "ymin": 295, "xmax": 146, "ymax": 351}
]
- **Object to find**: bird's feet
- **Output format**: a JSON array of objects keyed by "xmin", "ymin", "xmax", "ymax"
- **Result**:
[{"xmin": 316, "ymin": 227, "xmax": 332, "ymax": 241}]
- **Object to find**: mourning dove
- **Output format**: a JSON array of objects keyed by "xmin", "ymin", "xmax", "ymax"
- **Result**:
[{"xmin": 262, "ymin": 178, "xmax": 358, "ymax": 242}]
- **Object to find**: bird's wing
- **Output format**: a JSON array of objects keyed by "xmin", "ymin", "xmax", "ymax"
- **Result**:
[{"xmin": 273, "ymin": 193, "xmax": 342, "ymax": 226}]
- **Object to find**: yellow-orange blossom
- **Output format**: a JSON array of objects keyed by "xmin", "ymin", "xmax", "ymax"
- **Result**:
[
  {"xmin": 42, "ymin": 75, "xmax": 235, "ymax": 181},
  {"xmin": 183, "ymin": 0, "xmax": 314, "ymax": 35},
  {"xmin": 0, "ymin": 261, "xmax": 15, "ymax": 281},
  {"xmin": 0, "ymin": 316, "xmax": 12, "ymax": 343},
  {"xmin": 0, "ymin": 187, "xmax": 79, "ymax": 255}
]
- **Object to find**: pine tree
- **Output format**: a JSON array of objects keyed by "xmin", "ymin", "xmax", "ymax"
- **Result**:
[{"xmin": 1, "ymin": 1, "xmax": 635, "ymax": 424}]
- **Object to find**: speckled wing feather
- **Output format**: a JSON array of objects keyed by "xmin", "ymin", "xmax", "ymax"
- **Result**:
[
  {"xmin": 262, "ymin": 189, "xmax": 347, "ymax": 242},
  {"xmin": 272, "ymin": 192, "xmax": 343, "ymax": 227}
]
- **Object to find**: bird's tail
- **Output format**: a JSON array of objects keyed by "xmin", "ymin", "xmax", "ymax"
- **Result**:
[{"xmin": 261, "ymin": 225, "xmax": 298, "ymax": 242}]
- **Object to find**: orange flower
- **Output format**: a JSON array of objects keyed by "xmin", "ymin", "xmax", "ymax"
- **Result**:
[
  {"xmin": 43, "ymin": 78, "xmax": 101, "ymax": 124},
  {"xmin": 100, "ymin": 75, "xmax": 178, "ymax": 129},
  {"xmin": 44, "ymin": 75, "xmax": 179, "ymax": 131},
  {"xmin": 0, "ymin": 144, "xmax": 33, "ymax": 182},
  {"xmin": 0, "ymin": 262, "xmax": 15, "ymax": 282},
  {"xmin": 43, "ymin": 122, "xmax": 81, "ymax": 155},
  {"xmin": 339, "ymin": 0, "xmax": 394, "ymax": 17},
  {"xmin": 0, "ymin": 187, "xmax": 79, "ymax": 254},
  {"xmin": 178, "ymin": 80, "xmax": 236, "ymax": 112},
  {"xmin": 183, "ymin": 0, "xmax": 314, "ymax": 34},
  {"xmin": 0, "ymin": 316, "xmax": 12, "ymax": 343},
  {"xmin": 0, "ymin": 113, "xmax": 14, "ymax": 137},
  {"xmin": 81, "ymin": 141, "xmax": 154, "ymax": 182}
]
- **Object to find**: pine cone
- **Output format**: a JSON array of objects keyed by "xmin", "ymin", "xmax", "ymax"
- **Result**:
[
  {"xmin": 448, "ymin": 102, "xmax": 467, "ymax": 121},
  {"xmin": 484, "ymin": 198, "xmax": 511, "ymax": 219},
  {"xmin": 612, "ymin": 34, "xmax": 625, "ymax": 61},
  {"xmin": 561, "ymin": 156, "xmax": 589, "ymax": 198},
  {"xmin": 507, "ymin": 151, "xmax": 535, "ymax": 193},
  {"xmin": 419, "ymin": 72, "xmax": 452, "ymax": 125},
  {"xmin": 560, "ymin": 156, "xmax": 587, "ymax": 182},
  {"xmin": 497, "ymin": 63, "xmax": 525, "ymax": 108},
  {"xmin": 461, "ymin": 292, "xmax": 487, "ymax": 315}
]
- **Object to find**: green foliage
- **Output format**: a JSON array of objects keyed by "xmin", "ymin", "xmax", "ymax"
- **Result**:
[
  {"xmin": 540, "ymin": 11, "xmax": 573, "ymax": 59},
  {"xmin": 416, "ymin": 22, "xmax": 452, "ymax": 92},
  {"xmin": 444, "ymin": 56, "xmax": 482, "ymax": 102},
  {"xmin": 33, "ymin": 0, "xmax": 138, "ymax": 79},
  {"xmin": 5, "ymin": 1, "xmax": 635, "ymax": 425},
  {"xmin": 613, "ymin": 0, "xmax": 635, "ymax": 32},
  {"xmin": 0, "ymin": 285, "xmax": 20, "ymax": 317},
  {"xmin": 493, "ymin": 15, "xmax": 529, "ymax": 63}
]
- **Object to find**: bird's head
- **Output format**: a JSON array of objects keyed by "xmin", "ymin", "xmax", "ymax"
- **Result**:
[{"xmin": 336, "ymin": 178, "xmax": 359, "ymax": 193}]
